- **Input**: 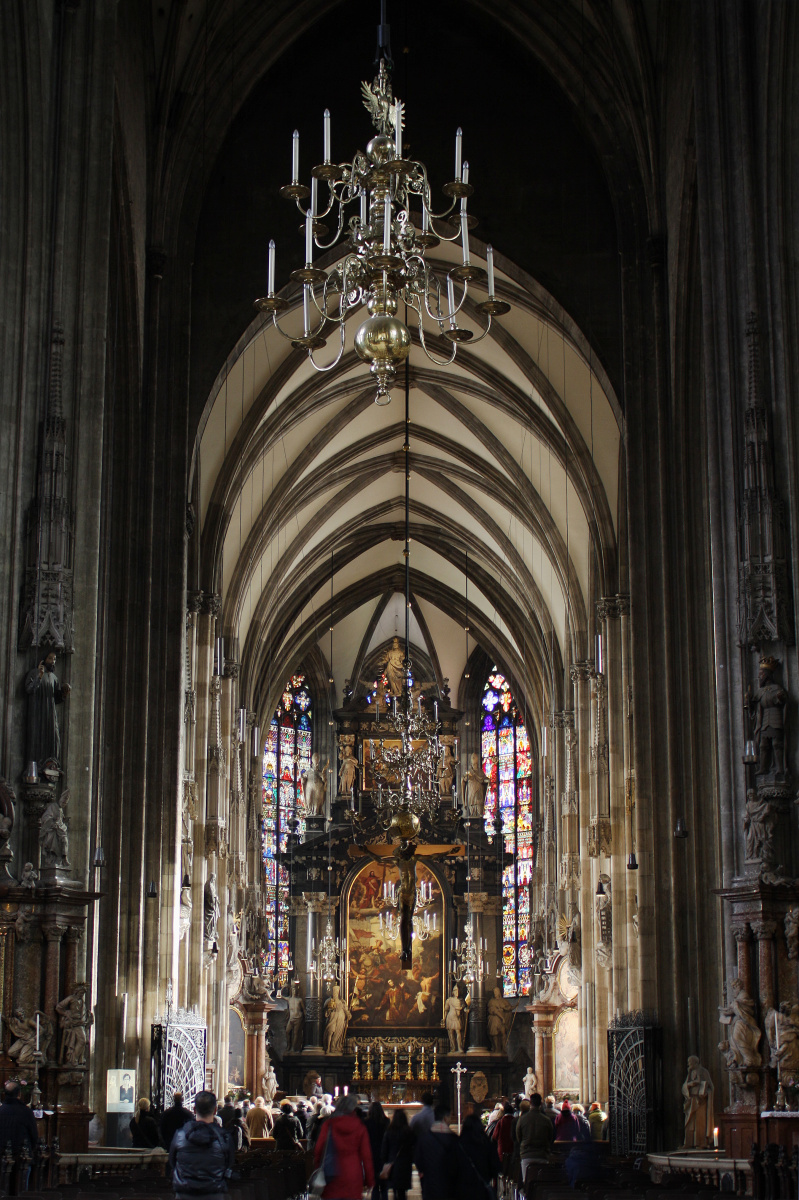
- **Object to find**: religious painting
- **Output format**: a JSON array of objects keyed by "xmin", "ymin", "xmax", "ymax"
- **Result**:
[
  {"xmin": 553, "ymin": 1008, "xmax": 580, "ymax": 1094},
  {"xmin": 228, "ymin": 1008, "xmax": 245, "ymax": 1090},
  {"xmin": 346, "ymin": 858, "xmax": 443, "ymax": 1030}
]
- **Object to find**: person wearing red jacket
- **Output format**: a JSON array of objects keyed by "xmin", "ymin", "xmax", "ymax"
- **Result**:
[
  {"xmin": 313, "ymin": 1094, "xmax": 375, "ymax": 1200},
  {"xmin": 491, "ymin": 1103, "xmax": 514, "ymax": 1160}
]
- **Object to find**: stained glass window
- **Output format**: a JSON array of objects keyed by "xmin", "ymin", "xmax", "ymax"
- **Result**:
[
  {"xmin": 481, "ymin": 670, "xmax": 534, "ymax": 996},
  {"xmin": 262, "ymin": 674, "xmax": 311, "ymax": 972}
]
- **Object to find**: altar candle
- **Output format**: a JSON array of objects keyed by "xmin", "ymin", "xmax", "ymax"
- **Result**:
[
  {"xmin": 713, "ymin": 1127, "xmax": 719, "ymax": 1149},
  {"xmin": 344, "ymin": 1086, "xmax": 348, "ymax": 1095},
  {"xmin": 335, "ymin": 1086, "xmax": 339, "ymax": 1098}
]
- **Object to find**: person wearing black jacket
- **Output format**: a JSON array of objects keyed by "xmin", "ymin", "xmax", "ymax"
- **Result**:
[
  {"xmin": 272, "ymin": 1101, "xmax": 304, "ymax": 1151},
  {"xmin": 161, "ymin": 1092, "xmax": 194, "ymax": 1150},
  {"xmin": 170, "ymin": 1090, "xmax": 236, "ymax": 1200},
  {"xmin": 131, "ymin": 1098, "xmax": 162, "ymax": 1148},
  {"xmin": 365, "ymin": 1101, "xmax": 389, "ymax": 1200},
  {"xmin": 460, "ymin": 1108, "xmax": 501, "ymax": 1190},
  {"xmin": 380, "ymin": 1107, "xmax": 414, "ymax": 1200}
]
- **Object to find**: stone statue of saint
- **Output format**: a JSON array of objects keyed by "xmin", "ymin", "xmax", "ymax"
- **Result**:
[
  {"xmin": 379, "ymin": 637, "xmax": 406, "ymax": 697},
  {"xmin": 263, "ymin": 1060, "xmax": 278, "ymax": 1106},
  {"xmin": 323, "ymin": 984, "xmax": 350, "ymax": 1055},
  {"xmin": 681, "ymin": 1055, "xmax": 714, "ymax": 1149},
  {"xmin": 20, "ymin": 863, "xmax": 37, "ymax": 891},
  {"xmin": 719, "ymin": 977, "xmax": 762, "ymax": 1070},
  {"xmin": 226, "ymin": 906, "xmax": 240, "ymax": 986},
  {"xmin": 301, "ymin": 752, "xmax": 329, "ymax": 815},
  {"xmin": 766, "ymin": 1003, "xmax": 799, "ymax": 1074},
  {"xmin": 523, "ymin": 1067, "xmax": 537, "ymax": 1098},
  {"xmin": 55, "ymin": 983, "xmax": 93, "ymax": 1067},
  {"xmin": 487, "ymin": 985, "xmax": 513, "ymax": 1053},
  {"xmin": 436, "ymin": 743, "xmax": 455, "ymax": 797},
  {"xmin": 203, "ymin": 873, "xmax": 220, "ymax": 942},
  {"xmin": 25, "ymin": 652, "xmax": 71, "ymax": 772},
  {"xmin": 444, "ymin": 988, "xmax": 468, "ymax": 1053},
  {"xmin": 8, "ymin": 1010, "xmax": 52, "ymax": 1066},
  {"xmin": 743, "ymin": 789, "xmax": 778, "ymax": 865},
  {"xmin": 462, "ymin": 753, "xmax": 489, "ymax": 819},
  {"xmin": 39, "ymin": 789, "xmax": 70, "ymax": 868},
  {"xmin": 285, "ymin": 981, "xmax": 306, "ymax": 1052},
  {"xmin": 338, "ymin": 743, "xmax": 358, "ymax": 795},
  {"xmin": 179, "ymin": 882, "xmax": 192, "ymax": 942},
  {"xmin": 748, "ymin": 657, "xmax": 788, "ymax": 779}
]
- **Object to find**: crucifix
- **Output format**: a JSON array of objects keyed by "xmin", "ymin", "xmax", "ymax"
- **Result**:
[
  {"xmin": 349, "ymin": 839, "xmax": 463, "ymax": 967},
  {"xmin": 451, "ymin": 1060, "xmax": 466, "ymax": 1131}
]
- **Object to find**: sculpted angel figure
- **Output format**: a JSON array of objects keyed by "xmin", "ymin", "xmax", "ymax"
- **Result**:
[
  {"xmin": 462, "ymin": 753, "xmax": 489, "ymax": 819},
  {"xmin": 39, "ymin": 789, "xmax": 70, "ymax": 867},
  {"xmin": 378, "ymin": 637, "xmax": 406, "ymax": 697},
  {"xmin": 719, "ymin": 977, "xmax": 761, "ymax": 1070},
  {"xmin": 301, "ymin": 752, "xmax": 329, "ymax": 815},
  {"xmin": 8, "ymin": 1010, "xmax": 53, "ymax": 1065}
]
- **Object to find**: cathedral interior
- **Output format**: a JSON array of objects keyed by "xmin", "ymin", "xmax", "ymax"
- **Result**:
[{"xmin": 2, "ymin": 0, "xmax": 799, "ymax": 1169}]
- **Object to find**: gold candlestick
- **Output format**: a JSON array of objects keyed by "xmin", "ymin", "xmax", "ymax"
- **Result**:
[
  {"xmin": 431, "ymin": 1044, "xmax": 439, "ymax": 1081},
  {"xmin": 405, "ymin": 1040, "xmax": 414, "ymax": 1081},
  {"xmin": 393, "ymin": 1043, "xmax": 399, "ymax": 1080},
  {"xmin": 379, "ymin": 1044, "xmax": 387, "ymax": 1080},
  {"xmin": 419, "ymin": 1045, "xmax": 426, "ymax": 1080},
  {"xmin": 353, "ymin": 1044, "xmax": 360, "ymax": 1080},
  {"xmin": 365, "ymin": 1044, "xmax": 373, "ymax": 1080}
]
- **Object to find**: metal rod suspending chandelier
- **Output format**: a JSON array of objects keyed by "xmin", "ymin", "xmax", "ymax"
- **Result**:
[{"xmin": 255, "ymin": 4, "xmax": 511, "ymax": 405}]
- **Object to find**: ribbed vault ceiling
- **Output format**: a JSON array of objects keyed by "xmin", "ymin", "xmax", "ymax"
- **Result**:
[{"xmin": 195, "ymin": 238, "xmax": 623, "ymax": 732}]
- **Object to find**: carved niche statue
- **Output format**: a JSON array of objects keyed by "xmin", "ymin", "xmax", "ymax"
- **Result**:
[
  {"xmin": 766, "ymin": 1003, "xmax": 799, "ymax": 1075},
  {"xmin": 263, "ymin": 1058, "xmax": 278, "ymax": 1106},
  {"xmin": 719, "ymin": 977, "xmax": 762, "ymax": 1075},
  {"xmin": 444, "ymin": 985, "xmax": 469, "ymax": 1053},
  {"xmin": 338, "ymin": 741, "xmax": 358, "ymax": 796},
  {"xmin": 462, "ymin": 753, "xmax": 489, "ymax": 819},
  {"xmin": 595, "ymin": 877, "xmax": 612, "ymax": 968},
  {"xmin": 748, "ymin": 656, "xmax": 788, "ymax": 780},
  {"xmin": 323, "ymin": 983, "xmax": 351, "ymax": 1055},
  {"xmin": 785, "ymin": 909, "xmax": 799, "ymax": 961},
  {"xmin": 39, "ymin": 788, "xmax": 70, "ymax": 868},
  {"xmin": 226, "ymin": 905, "xmax": 240, "ymax": 988},
  {"xmin": 301, "ymin": 752, "xmax": 329, "ymax": 815},
  {"xmin": 487, "ymin": 985, "xmax": 513, "ymax": 1054},
  {"xmin": 436, "ymin": 742, "xmax": 455, "ymax": 797},
  {"xmin": 8, "ymin": 1010, "xmax": 53, "ymax": 1065},
  {"xmin": 285, "ymin": 981, "xmax": 306, "ymax": 1053},
  {"xmin": 55, "ymin": 982, "xmax": 93, "ymax": 1067},
  {"xmin": 203, "ymin": 873, "xmax": 220, "ymax": 942},
  {"xmin": 25, "ymin": 652, "xmax": 71, "ymax": 773},
  {"xmin": 523, "ymin": 1066, "xmax": 537, "ymax": 1098},
  {"xmin": 743, "ymin": 789, "xmax": 778, "ymax": 865},
  {"xmin": 179, "ymin": 882, "xmax": 192, "ymax": 942},
  {"xmin": 681, "ymin": 1055, "xmax": 714, "ymax": 1149}
]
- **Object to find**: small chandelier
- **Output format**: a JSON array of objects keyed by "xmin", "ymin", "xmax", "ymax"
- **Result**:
[
  {"xmin": 255, "ymin": 22, "xmax": 511, "ymax": 405},
  {"xmin": 451, "ymin": 923, "xmax": 489, "ymax": 987},
  {"xmin": 378, "ymin": 877, "xmax": 437, "ymax": 942},
  {"xmin": 311, "ymin": 914, "xmax": 344, "ymax": 990}
]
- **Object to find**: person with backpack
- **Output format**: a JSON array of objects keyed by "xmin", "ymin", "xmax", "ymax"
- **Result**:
[
  {"xmin": 312, "ymin": 1092, "xmax": 374, "ymax": 1200},
  {"xmin": 170, "ymin": 1090, "xmax": 236, "ymax": 1200}
]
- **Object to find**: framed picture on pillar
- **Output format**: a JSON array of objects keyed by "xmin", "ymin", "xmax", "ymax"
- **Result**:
[
  {"xmin": 107, "ymin": 1068, "xmax": 136, "ymax": 1113},
  {"xmin": 345, "ymin": 858, "xmax": 443, "ymax": 1031}
]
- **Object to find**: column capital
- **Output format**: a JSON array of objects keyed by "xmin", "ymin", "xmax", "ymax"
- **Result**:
[
  {"xmin": 732, "ymin": 922, "xmax": 752, "ymax": 943},
  {"xmin": 751, "ymin": 919, "xmax": 778, "ymax": 941},
  {"xmin": 596, "ymin": 593, "xmax": 631, "ymax": 622},
  {"xmin": 42, "ymin": 923, "xmax": 64, "ymax": 943},
  {"xmin": 551, "ymin": 710, "xmax": 575, "ymax": 729},
  {"xmin": 569, "ymin": 660, "xmax": 595, "ymax": 684}
]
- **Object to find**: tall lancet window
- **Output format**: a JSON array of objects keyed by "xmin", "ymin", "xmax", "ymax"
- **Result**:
[
  {"xmin": 262, "ymin": 674, "xmax": 312, "ymax": 972},
  {"xmin": 480, "ymin": 670, "xmax": 534, "ymax": 996}
]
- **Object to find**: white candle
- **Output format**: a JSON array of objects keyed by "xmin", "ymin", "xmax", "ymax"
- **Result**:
[
  {"xmin": 713, "ymin": 1127, "xmax": 719, "ymax": 1149},
  {"xmin": 303, "ymin": 284, "xmax": 310, "ymax": 336},
  {"xmin": 462, "ymin": 161, "xmax": 470, "ymax": 187},
  {"xmin": 267, "ymin": 240, "xmax": 275, "ymax": 296},
  {"xmin": 460, "ymin": 210, "xmax": 470, "ymax": 265},
  {"xmin": 344, "ymin": 1086, "xmax": 348, "ymax": 1095},
  {"xmin": 395, "ymin": 101, "xmax": 403, "ymax": 158},
  {"xmin": 292, "ymin": 130, "xmax": 300, "ymax": 184},
  {"xmin": 383, "ymin": 195, "xmax": 392, "ymax": 254},
  {"xmin": 434, "ymin": 701, "xmax": 439, "ymax": 722},
  {"xmin": 311, "ymin": 177, "xmax": 318, "ymax": 219},
  {"xmin": 422, "ymin": 205, "xmax": 429, "ymax": 233},
  {"xmin": 35, "ymin": 1013, "xmax": 40, "ymax": 1053},
  {"xmin": 454, "ymin": 127, "xmax": 463, "ymax": 180},
  {"xmin": 487, "ymin": 245, "xmax": 495, "ymax": 298},
  {"xmin": 305, "ymin": 211, "xmax": 313, "ymax": 265},
  {"xmin": 360, "ymin": 191, "xmax": 367, "ymax": 226},
  {"xmin": 447, "ymin": 277, "xmax": 456, "ymax": 327},
  {"xmin": 335, "ymin": 1086, "xmax": 339, "ymax": 1097},
  {"xmin": 776, "ymin": 1011, "xmax": 781, "ymax": 1052},
  {"xmin": 323, "ymin": 109, "xmax": 331, "ymax": 162}
]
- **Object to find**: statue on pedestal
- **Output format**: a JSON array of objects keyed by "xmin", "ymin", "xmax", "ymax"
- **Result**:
[
  {"xmin": 681, "ymin": 1055, "xmax": 714, "ymax": 1149},
  {"xmin": 338, "ymin": 742, "xmax": 358, "ymax": 796},
  {"xmin": 323, "ymin": 984, "xmax": 350, "ymax": 1055},
  {"xmin": 263, "ymin": 1060, "xmax": 278, "ymax": 1106},
  {"xmin": 462, "ymin": 753, "xmax": 489, "ymax": 819},
  {"xmin": 39, "ymin": 789, "xmax": 70, "ymax": 868},
  {"xmin": 379, "ymin": 637, "xmax": 406, "ymax": 697},
  {"xmin": 25, "ymin": 652, "xmax": 71, "ymax": 773},
  {"xmin": 523, "ymin": 1066, "xmax": 537, "ymax": 1098},
  {"xmin": 719, "ymin": 978, "xmax": 762, "ymax": 1074},
  {"xmin": 766, "ymin": 1003, "xmax": 799, "ymax": 1074},
  {"xmin": 301, "ymin": 752, "xmax": 329, "ymax": 815},
  {"xmin": 748, "ymin": 657, "xmax": 788, "ymax": 780},
  {"xmin": 55, "ymin": 982, "xmax": 93, "ymax": 1067},
  {"xmin": 487, "ymin": 986, "xmax": 513, "ymax": 1053},
  {"xmin": 436, "ymin": 743, "xmax": 455, "ymax": 798},
  {"xmin": 204, "ymin": 873, "xmax": 220, "ymax": 942},
  {"xmin": 444, "ymin": 987, "xmax": 468, "ymax": 1053},
  {"xmin": 285, "ymin": 981, "xmax": 305, "ymax": 1052}
]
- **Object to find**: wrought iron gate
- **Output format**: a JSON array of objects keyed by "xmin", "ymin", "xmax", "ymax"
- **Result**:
[
  {"xmin": 607, "ymin": 1012, "xmax": 662, "ymax": 1155},
  {"xmin": 151, "ymin": 981, "xmax": 207, "ymax": 1113}
]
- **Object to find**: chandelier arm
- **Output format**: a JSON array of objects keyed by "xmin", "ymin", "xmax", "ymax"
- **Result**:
[
  {"xmin": 271, "ymin": 310, "xmax": 307, "ymax": 344},
  {"xmin": 308, "ymin": 323, "xmax": 347, "ymax": 372},
  {"xmin": 314, "ymin": 206, "xmax": 347, "ymax": 252},
  {"xmin": 459, "ymin": 313, "xmax": 493, "ymax": 345},
  {"xmin": 417, "ymin": 317, "xmax": 457, "ymax": 366}
]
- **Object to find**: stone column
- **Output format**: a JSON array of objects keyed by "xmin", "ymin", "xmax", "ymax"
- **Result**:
[
  {"xmin": 752, "ymin": 919, "xmax": 777, "ymax": 1013},
  {"xmin": 529, "ymin": 1002, "xmax": 558, "ymax": 1097},
  {"xmin": 64, "ymin": 926, "xmax": 82, "ymax": 994},
  {"xmin": 42, "ymin": 925, "xmax": 63, "ymax": 1057},
  {"xmin": 732, "ymin": 923, "xmax": 753, "ymax": 995},
  {"xmin": 571, "ymin": 661, "xmax": 595, "ymax": 1103},
  {"xmin": 466, "ymin": 893, "xmax": 489, "ymax": 1051},
  {"xmin": 240, "ymin": 999, "xmax": 270, "ymax": 1097},
  {"xmin": 304, "ymin": 893, "xmax": 327, "ymax": 1050}
]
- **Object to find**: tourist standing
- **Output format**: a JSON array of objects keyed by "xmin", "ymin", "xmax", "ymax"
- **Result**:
[
  {"xmin": 410, "ymin": 1092, "xmax": 436, "ymax": 1137},
  {"xmin": 381, "ymin": 1108, "xmax": 414, "ymax": 1200},
  {"xmin": 131, "ymin": 1098, "xmax": 162, "ymax": 1148},
  {"xmin": 313, "ymin": 1093, "xmax": 374, "ymax": 1200},
  {"xmin": 366, "ymin": 1101, "xmax": 389, "ymax": 1200},
  {"xmin": 161, "ymin": 1092, "xmax": 194, "ymax": 1150},
  {"xmin": 170, "ymin": 1090, "xmax": 236, "ymax": 1200},
  {"xmin": 414, "ymin": 1101, "xmax": 464, "ymax": 1200},
  {"xmin": 245, "ymin": 1096, "xmax": 272, "ymax": 1139},
  {"xmin": 459, "ymin": 1106, "xmax": 501, "ymax": 1190},
  {"xmin": 516, "ymin": 1093, "xmax": 554, "ymax": 1184},
  {"xmin": 554, "ymin": 1099, "xmax": 579, "ymax": 1142}
]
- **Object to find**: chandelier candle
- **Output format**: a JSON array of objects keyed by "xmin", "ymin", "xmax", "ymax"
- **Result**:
[
  {"xmin": 292, "ymin": 129, "xmax": 299, "ymax": 185},
  {"xmin": 267, "ymin": 240, "xmax": 276, "ymax": 296},
  {"xmin": 455, "ymin": 127, "xmax": 463, "ymax": 179},
  {"xmin": 323, "ymin": 109, "xmax": 331, "ymax": 162}
]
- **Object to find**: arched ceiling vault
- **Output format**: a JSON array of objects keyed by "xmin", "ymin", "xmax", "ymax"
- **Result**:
[{"xmin": 194, "ymin": 242, "xmax": 622, "ymax": 736}]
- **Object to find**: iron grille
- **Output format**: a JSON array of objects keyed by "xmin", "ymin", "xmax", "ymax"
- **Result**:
[{"xmin": 608, "ymin": 1011, "xmax": 662, "ymax": 1155}]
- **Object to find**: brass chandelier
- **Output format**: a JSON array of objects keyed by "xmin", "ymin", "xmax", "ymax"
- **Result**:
[{"xmin": 255, "ymin": 14, "xmax": 510, "ymax": 405}]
